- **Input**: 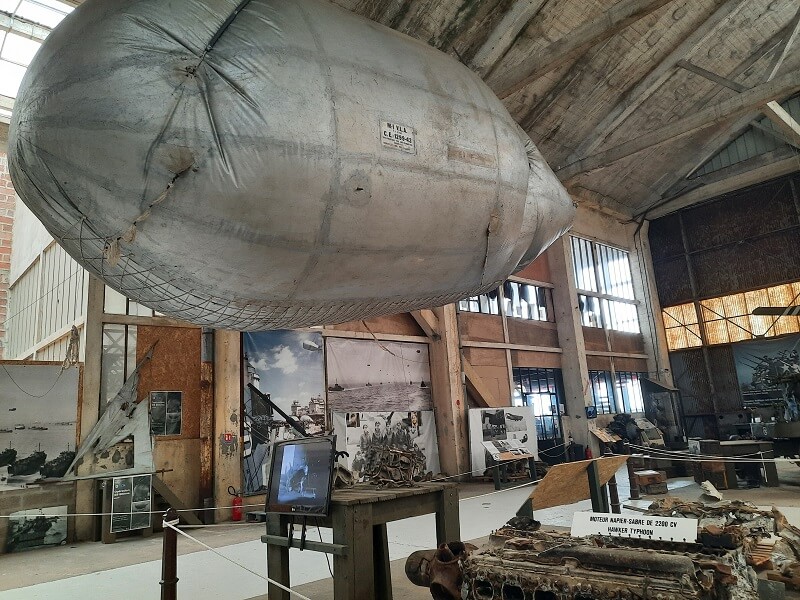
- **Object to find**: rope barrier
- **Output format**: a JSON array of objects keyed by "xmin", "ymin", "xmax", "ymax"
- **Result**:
[
  {"xmin": 162, "ymin": 520, "xmax": 314, "ymax": 600},
  {"xmin": 5, "ymin": 443, "xmax": 791, "ymax": 520}
]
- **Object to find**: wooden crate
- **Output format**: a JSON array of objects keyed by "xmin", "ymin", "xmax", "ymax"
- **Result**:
[{"xmin": 634, "ymin": 469, "xmax": 665, "ymax": 486}]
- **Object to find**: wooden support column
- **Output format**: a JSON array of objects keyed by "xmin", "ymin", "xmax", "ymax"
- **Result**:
[
  {"xmin": 199, "ymin": 328, "xmax": 214, "ymax": 522},
  {"xmin": 429, "ymin": 304, "xmax": 469, "ymax": 478},
  {"xmin": 75, "ymin": 274, "xmax": 104, "ymax": 541},
  {"xmin": 213, "ymin": 329, "xmax": 242, "ymax": 521},
  {"xmin": 548, "ymin": 237, "xmax": 593, "ymax": 452}
]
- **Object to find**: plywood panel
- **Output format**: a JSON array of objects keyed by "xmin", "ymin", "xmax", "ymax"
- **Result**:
[
  {"xmin": 514, "ymin": 251, "xmax": 552, "ymax": 283},
  {"xmin": 153, "ymin": 438, "xmax": 202, "ymax": 513},
  {"xmin": 137, "ymin": 326, "xmax": 202, "ymax": 438},
  {"xmin": 136, "ymin": 326, "xmax": 203, "ymax": 514},
  {"xmin": 458, "ymin": 312, "xmax": 505, "ymax": 343},
  {"xmin": 530, "ymin": 456, "xmax": 629, "ymax": 510},
  {"xmin": 511, "ymin": 350, "xmax": 561, "ymax": 369},
  {"xmin": 614, "ymin": 357, "xmax": 649, "ymax": 372},
  {"xmin": 507, "ymin": 319, "xmax": 559, "ymax": 347},
  {"xmin": 608, "ymin": 331, "xmax": 646, "ymax": 354},
  {"xmin": 463, "ymin": 347, "xmax": 508, "ymax": 367},
  {"xmin": 582, "ymin": 327, "xmax": 608, "ymax": 352},
  {"xmin": 586, "ymin": 355, "xmax": 612, "ymax": 371}
]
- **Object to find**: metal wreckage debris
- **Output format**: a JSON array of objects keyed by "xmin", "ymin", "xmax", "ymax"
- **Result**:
[{"xmin": 407, "ymin": 499, "xmax": 800, "ymax": 600}]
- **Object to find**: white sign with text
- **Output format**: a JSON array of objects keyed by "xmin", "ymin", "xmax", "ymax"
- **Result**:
[
  {"xmin": 381, "ymin": 121, "xmax": 416, "ymax": 154},
  {"xmin": 571, "ymin": 512, "xmax": 697, "ymax": 542}
]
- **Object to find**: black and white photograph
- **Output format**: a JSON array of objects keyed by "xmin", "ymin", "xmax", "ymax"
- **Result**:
[
  {"xmin": 111, "ymin": 474, "xmax": 152, "ymax": 533},
  {"xmin": 6, "ymin": 506, "xmax": 68, "ymax": 553},
  {"xmin": 149, "ymin": 391, "xmax": 182, "ymax": 436},
  {"xmin": 733, "ymin": 334, "xmax": 800, "ymax": 415},
  {"xmin": 242, "ymin": 331, "xmax": 326, "ymax": 495},
  {"xmin": 326, "ymin": 338, "xmax": 432, "ymax": 412},
  {"xmin": 468, "ymin": 407, "xmax": 539, "ymax": 474},
  {"xmin": 0, "ymin": 364, "xmax": 80, "ymax": 490},
  {"xmin": 333, "ymin": 410, "xmax": 440, "ymax": 479}
]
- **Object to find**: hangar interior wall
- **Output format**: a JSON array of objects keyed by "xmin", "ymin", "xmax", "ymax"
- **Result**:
[
  {"xmin": 650, "ymin": 172, "xmax": 800, "ymax": 438},
  {"xmin": 1, "ymin": 148, "xmax": 674, "ymax": 535}
]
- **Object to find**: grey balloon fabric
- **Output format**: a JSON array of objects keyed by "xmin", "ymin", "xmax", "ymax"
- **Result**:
[{"xmin": 9, "ymin": 0, "xmax": 574, "ymax": 330}]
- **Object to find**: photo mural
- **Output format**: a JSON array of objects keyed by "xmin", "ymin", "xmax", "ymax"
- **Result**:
[
  {"xmin": 242, "ymin": 331, "xmax": 326, "ymax": 495},
  {"xmin": 0, "ymin": 364, "xmax": 80, "ymax": 490},
  {"xmin": 468, "ymin": 407, "xmax": 539, "ymax": 475},
  {"xmin": 326, "ymin": 338, "xmax": 433, "ymax": 412},
  {"xmin": 332, "ymin": 410, "xmax": 440, "ymax": 479},
  {"xmin": 733, "ymin": 334, "xmax": 800, "ymax": 417}
]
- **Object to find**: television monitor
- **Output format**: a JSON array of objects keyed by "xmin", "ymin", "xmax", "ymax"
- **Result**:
[{"xmin": 264, "ymin": 436, "xmax": 336, "ymax": 517}]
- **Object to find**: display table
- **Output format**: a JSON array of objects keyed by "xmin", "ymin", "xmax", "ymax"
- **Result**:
[
  {"xmin": 487, "ymin": 454, "xmax": 537, "ymax": 490},
  {"xmin": 261, "ymin": 481, "xmax": 459, "ymax": 600}
]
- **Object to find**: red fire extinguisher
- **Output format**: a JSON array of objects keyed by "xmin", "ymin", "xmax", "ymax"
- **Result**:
[{"xmin": 228, "ymin": 486, "xmax": 243, "ymax": 521}]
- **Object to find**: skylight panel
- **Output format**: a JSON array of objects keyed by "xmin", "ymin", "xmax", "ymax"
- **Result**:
[
  {"xmin": 0, "ymin": 58, "xmax": 26, "ymax": 98},
  {"xmin": 2, "ymin": 32, "xmax": 41, "ymax": 65}
]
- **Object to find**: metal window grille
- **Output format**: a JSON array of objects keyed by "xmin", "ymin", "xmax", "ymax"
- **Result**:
[
  {"xmin": 571, "ymin": 236, "xmax": 640, "ymax": 333},
  {"xmin": 589, "ymin": 370, "xmax": 616, "ymax": 414},
  {"xmin": 504, "ymin": 281, "xmax": 551, "ymax": 321},
  {"xmin": 512, "ymin": 367, "xmax": 564, "ymax": 440},
  {"xmin": 614, "ymin": 371, "xmax": 646, "ymax": 413},
  {"xmin": 457, "ymin": 288, "xmax": 500, "ymax": 315}
]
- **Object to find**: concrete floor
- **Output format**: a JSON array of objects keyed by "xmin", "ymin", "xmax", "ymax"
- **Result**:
[{"xmin": 1, "ymin": 464, "xmax": 800, "ymax": 599}]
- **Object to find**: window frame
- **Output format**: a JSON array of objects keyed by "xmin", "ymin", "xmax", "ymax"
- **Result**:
[
  {"xmin": 512, "ymin": 367, "xmax": 564, "ymax": 441},
  {"xmin": 571, "ymin": 236, "xmax": 641, "ymax": 334}
]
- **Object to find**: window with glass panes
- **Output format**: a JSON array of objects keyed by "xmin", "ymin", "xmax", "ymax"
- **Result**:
[
  {"xmin": 457, "ymin": 288, "xmax": 500, "ymax": 315},
  {"xmin": 503, "ymin": 281, "xmax": 552, "ymax": 321},
  {"xmin": 615, "ymin": 371, "xmax": 646, "ymax": 413},
  {"xmin": 589, "ymin": 370, "xmax": 616, "ymax": 414},
  {"xmin": 512, "ymin": 367, "xmax": 563, "ymax": 440},
  {"xmin": 571, "ymin": 236, "xmax": 640, "ymax": 333}
]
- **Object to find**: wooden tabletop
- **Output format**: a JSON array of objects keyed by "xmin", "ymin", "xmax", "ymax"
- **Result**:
[{"xmin": 330, "ymin": 481, "xmax": 457, "ymax": 506}]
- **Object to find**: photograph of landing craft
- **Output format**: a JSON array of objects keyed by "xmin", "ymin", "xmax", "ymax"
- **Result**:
[{"xmin": 0, "ymin": 364, "xmax": 80, "ymax": 488}]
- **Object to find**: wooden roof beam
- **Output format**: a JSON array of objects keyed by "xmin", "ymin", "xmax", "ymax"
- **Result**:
[
  {"xmin": 565, "ymin": 0, "xmax": 745, "ymax": 163},
  {"xmin": 644, "ymin": 155, "xmax": 800, "ymax": 218},
  {"xmin": 760, "ymin": 102, "xmax": 800, "ymax": 149},
  {"xmin": 490, "ymin": 0, "xmax": 675, "ymax": 99},
  {"xmin": 556, "ymin": 70, "xmax": 800, "ymax": 180},
  {"xmin": 676, "ymin": 60, "xmax": 800, "ymax": 148},
  {"xmin": 410, "ymin": 309, "xmax": 441, "ymax": 340},
  {"xmin": 635, "ymin": 22, "xmax": 796, "ymax": 205},
  {"xmin": 470, "ymin": 0, "xmax": 548, "ymax": 78},
  {"xmin": 766, "ymin": 4, "xmax": 800, "ymax": 82}
]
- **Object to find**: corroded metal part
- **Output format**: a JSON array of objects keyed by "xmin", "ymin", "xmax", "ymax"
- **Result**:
[{"xmin": 462, "ymin": 526, "xmax": 758, "ymax": 600}]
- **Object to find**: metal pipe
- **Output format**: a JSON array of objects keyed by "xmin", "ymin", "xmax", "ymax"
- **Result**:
[{"xmin": 161, "ymin": 508, "xmax": 179, "ymax": 600}]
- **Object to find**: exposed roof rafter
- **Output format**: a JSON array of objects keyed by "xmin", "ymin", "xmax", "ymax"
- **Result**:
[
  {"xmin": 644, "ymin": 155, "xmax": 800, "ymax": 218},
  {"xmin": 470, "ymin": 0, "xmax": 548, "ymax": 77},
  {"xmin": 566, "ymin": 0, "xmax": 746, "ymax": 164},
  {"xmin": 556, "ymin": 70, "xmax": 800, "ymax": 180},
  {"xmin": 489, "ymin": 0, "xmax": 675, "ymax": 99}
]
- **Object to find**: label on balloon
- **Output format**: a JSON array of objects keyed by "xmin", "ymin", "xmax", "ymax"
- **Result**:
[{"xmin": 381, "ymin": 121, "xmax": 416, "ymax": 154}]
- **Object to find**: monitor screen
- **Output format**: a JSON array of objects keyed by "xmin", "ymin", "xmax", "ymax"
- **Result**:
[{"xmin": 264, "ymin": 436, "xmax": 336, "ymax": 516}]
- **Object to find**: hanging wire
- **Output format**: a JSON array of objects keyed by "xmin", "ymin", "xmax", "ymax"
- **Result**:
[{"xmin": 1, "ymin": 362, "xmax": 65, "ymax": 398}]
